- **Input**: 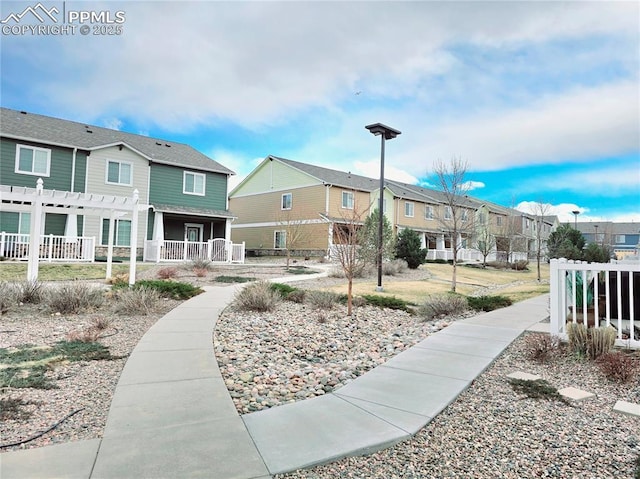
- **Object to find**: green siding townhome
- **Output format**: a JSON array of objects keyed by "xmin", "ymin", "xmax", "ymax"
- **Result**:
[{"xmin": 1, "ymin": 107, "xmax": 237, "ymax": 262}]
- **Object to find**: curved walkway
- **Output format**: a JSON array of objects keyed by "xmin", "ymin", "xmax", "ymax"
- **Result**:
[{"xmin": 1, "ymin": 272, "xmax": 550, "ymax": 479}]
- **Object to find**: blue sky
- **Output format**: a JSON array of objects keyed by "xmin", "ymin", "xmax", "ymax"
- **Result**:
[{"xmin": 1, "ymin": 0, "xmax": 639, "ymax": 223}]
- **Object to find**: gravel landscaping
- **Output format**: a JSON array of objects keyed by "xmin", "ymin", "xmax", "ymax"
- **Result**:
[{"xmin": 2, "ymin": 261, "xmax": 639, "ymax": 478}]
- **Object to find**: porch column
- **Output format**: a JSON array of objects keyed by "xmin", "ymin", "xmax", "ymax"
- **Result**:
[
  {"xmin": 436, "ymin": 233, "xmax": 445, "ymax": 251},
  {"xmin": 106, "ymin": 212, "xmax": 116, "ymax": 280},
  {"xmin": 64, "ymin": 213, "xmax": 78, "ymax": 241},
  {"xmin": 152, "ymin": 211, "xmax": 164, "ymax": 262},
  {"xmin": 27, "ymin": 179, "xmax": 44, "ymax": 281},
  {"xmin": 128, "ymin": 190, "xmax": 139, "ymax": 286},
  {"xmin": 225, "ymin": 218, "xmax": 231, "ymax": 241}
]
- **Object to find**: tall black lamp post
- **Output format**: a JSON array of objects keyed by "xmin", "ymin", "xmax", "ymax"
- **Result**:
[
  {"xmin": 572, "ymin": 210, "xmax": 580, "ymax": 229},
  {"xmin": 365, "ymin": 123, "xmax": 401, "ymax": 292}
]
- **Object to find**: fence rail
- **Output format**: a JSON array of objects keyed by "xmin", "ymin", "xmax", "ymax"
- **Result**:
[
  {"xmin": 549, "ymin": 258, "xmax": 640, "ymax": 349},
  {"xmin": 0, "ymin": 232, "xmax": 95, "ymax": 262},
  {"xmin": 143, "ymin": 239, "xmax": 245, "ymax": 263}
]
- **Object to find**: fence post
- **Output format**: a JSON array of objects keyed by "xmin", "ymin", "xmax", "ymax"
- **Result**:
[
  {"xmin": 47, "ymin": 234, "xmax": 53, "ymax": 262},
  {"xmin": 549, "ymin": 258, "xmax": 562, "ymax": 337},
  {"xmin": 0, "ymin": 232, "xmax": 4, "ymax": 258}
]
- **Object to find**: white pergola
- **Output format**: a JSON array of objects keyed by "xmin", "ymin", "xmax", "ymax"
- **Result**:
[{"xmin": 1, "ymin": 178, "xmax": 146, "ymax": 285}]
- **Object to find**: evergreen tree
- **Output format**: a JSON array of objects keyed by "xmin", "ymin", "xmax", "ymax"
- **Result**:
[
  {"xmin": 547, "ymin": 224, "xmax": 585, "ymax": 260},
  {"xmin": 358, "ymin": 208, "xmax": 395, "ymax": 264},
  {"xmin": 395, "ymin": 228, "xmax": 427, "ymax": 269}
]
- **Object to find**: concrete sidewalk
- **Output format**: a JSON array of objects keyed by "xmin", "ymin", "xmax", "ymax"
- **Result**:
[{"xmin": 1, "ymin": 280, "xmax": 550, "ymax": 478}]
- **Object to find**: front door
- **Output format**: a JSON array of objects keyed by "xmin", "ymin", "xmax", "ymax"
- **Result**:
[{"xmin": 185, "ymin": 224, "xmax": 203, "ymax": 242}]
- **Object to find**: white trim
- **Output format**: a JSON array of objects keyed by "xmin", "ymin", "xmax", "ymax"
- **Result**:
[
  {"xmin": 281, "ymin": 192, "xmax": 292, "ymax": 210},
  {"xmin": 185, "ymin": 223, "xmax": 204, "ymax": 242},
  {"xmin": 15, "ymin": 144, "xmax": 51, "ymax": 177},
  {"xmin": 341, "ymin": 190, "xmax": 354, "ymax": 209},
  {"xmin": 274, "ymin": 230, "xmax": 286, "ymax": 249},
  {"xmin": 404, "ymin": 201, "xmax": 414, "ymax": 217},
  {"xmin": 105, "ymin": 159, "xmax": 133, "ymax": 186},
  {"xmin": 183, "ymin": 170, "xmax": 206, "ymax": 196},
  {"xmin": 231, "ymin": 219, "xmax": 325, "ymax": 228}
]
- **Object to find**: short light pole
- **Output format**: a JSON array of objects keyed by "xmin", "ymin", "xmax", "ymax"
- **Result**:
[
  {"xmin": 594, "ymin": 224, "xmax": 599, "ymax": 245},
  {"xmin": 365, "ymin": 123, "xmax": 401, "ymax": 292},
  {"xmin": 571, "ymin": 210, "xmax": 580, "ymax": 229}
]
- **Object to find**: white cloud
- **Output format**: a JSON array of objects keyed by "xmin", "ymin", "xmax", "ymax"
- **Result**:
[
  {"xmin": 462, "ymin": 181, "xmax": 485, "ymax": 191},
  {"xmin": 353, "ymin": 160, "xmax": 418, "ymax": 184},
  {"xmin": 516, "ymin": 201, "xmax": 588, "ymax": 223}
]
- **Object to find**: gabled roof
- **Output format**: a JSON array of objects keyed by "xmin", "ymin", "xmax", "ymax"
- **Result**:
[
  {"xmin": 576, "ymin": 221, "xmax": 640, "ymax": 235},
  {"xmin": 0, "ymin": 107, "xmax": 234, "ymax": 176},
  {"xmin": 272, "ymin": 156, "xmax": 380, "ymax": 191}
]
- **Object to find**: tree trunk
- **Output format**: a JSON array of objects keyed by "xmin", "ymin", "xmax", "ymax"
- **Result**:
[
  {"xmin": 451, "ymin": 258, "xmax": 457, "ymax": 292},
  {"xmin": 347, "ymin": 278, "xmax": 353, "ymax": 316}
]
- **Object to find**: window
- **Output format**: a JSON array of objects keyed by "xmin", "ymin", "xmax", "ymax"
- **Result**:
[
  {"xmin": 106, "ymin": 160, "xmax": 132, "ymax": 186},
  {"xmin": 342, "ymin": 191, "xmax": 354, "ymax": 209},
  {"xmin": 461, "ymin": 210, "xmax": 468, "ymax": 222},
  {"xmin": 615, "ymin": 235, "xmax": 625, "ymax": 244},
  {"xmin": 425, "ymin": 205, "xmax": 434, "ymax": 219},
  {"xmin": 18, "ymin": 212, "xmax": 31, "ymax": 242},
  {"xmin": 444, "ymin": 206, "xmax": 452, "ymax": 220},
  {"xmin": 101, "ymin": 219, "xmax": 131, "ymax": 246},
  {"xmin": 183, "ymin": 171, "xmax": 206, "ymax": 196},
  {"xmin": 496, "ymin": 216, "xmax": 503, "ymax": 226},
  {"xmin": 274, "ymin": 230, "xmax": 286, "ymax": 249},
  {"xmin": 15, "ymin": 144, "xmax": 51, "ymax": 176},
  {"xmin": 281, "ymin": 193, "xmax": 292, "ymax": 210},
  {"xmin": 404, "ymin": 201, "xmax": 414, "ymax": 217}
]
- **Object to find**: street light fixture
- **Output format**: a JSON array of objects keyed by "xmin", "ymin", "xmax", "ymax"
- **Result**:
[
  {"xmin": 571, "ymin": 210, "xmax": 580, "ymax": 229},
  {"xmin": 365, "ymin": 122, "xmax": 401, "ymax": 292}
]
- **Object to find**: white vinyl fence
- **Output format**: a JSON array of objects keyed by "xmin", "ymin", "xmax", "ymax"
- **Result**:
[
  {"xmin": 144, "ymin": 238, "xmax": 245, "ymax": 263},
  {"xmin": 0, "ymin": 233, "xmax": 95, "ymax": 262},
  {"xmin": 549, "ymin": 258, "xmax": 640, "ymax": 349}
]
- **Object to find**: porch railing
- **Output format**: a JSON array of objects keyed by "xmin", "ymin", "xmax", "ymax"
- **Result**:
[
  {"xmin": 143, "ymin": 239, "xmax": 245, "ymax": 263},
  {"xmin": 0, "ymin": 232, "xmax": 95, "ymax": 262},
  {"xmin": 550, "ymin": 258, "xmax": 640, "ymax": 349}
]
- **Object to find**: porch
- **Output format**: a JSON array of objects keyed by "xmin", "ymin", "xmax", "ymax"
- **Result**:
[
  {"xmin": 143, "ymin": 238, "xmax": 245, "ymax": 263},
  {"xmin": 549, "ymin": 258, "xmax": 640, "ymax": 349}
]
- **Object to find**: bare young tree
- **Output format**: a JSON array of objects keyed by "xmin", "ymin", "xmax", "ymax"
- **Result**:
[
  {"xmin": 276, "ymin": 208, "xmax": 315, "ymax": 269},
  {"xmin": 432, "ymin": 158, "xmax": 474, "ymax": 292},
  {"xmin": 332, "ymin": 202, "xmax": 368, "ymax": 316},
  {"xmin": 474, "ymin": 225, "xmax": 496, "ymax": 268},
  {"xmin": 528, "ymin": 200, "xmax": 552, "ymax": 281}
]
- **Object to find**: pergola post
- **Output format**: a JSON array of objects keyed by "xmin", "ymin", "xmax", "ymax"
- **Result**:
[
  {"xmin": 128, "ymin": 190, "xmax": 139, "ymax": 286},
  {"xmin": 27, "ymin": 178, "xmax": 44, "ymax": 282},
  {"xmin": 106, "ymin": 212, "xmax": 116, "ymax": 280}
]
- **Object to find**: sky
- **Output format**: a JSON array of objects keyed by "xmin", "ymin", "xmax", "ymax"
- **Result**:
[{"xmin": 1, "ymin": 0, "xmax": 639, "ymax": 224}]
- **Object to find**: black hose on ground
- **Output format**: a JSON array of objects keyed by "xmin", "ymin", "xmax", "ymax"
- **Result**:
[{"xmin": 0, "ymin": 408, "xmax": 84, "ymax": 449}]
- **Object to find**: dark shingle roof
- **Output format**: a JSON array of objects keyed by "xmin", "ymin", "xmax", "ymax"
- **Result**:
[
  {"xmin": 0, "ymin": 107, "xmax": 234, "ymax": 176},
  {"xmin": 272, "ymin": 156, "xmax": 380, "ymax": 191}
]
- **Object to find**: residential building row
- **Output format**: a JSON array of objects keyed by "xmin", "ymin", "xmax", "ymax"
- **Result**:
[
  {"xmin": 575, "ymin": 221, "xmax": 640, "ymax": 259},
  {"xmin": 1, "ymin": 108, "xmax": 557, "ymax": 264}
]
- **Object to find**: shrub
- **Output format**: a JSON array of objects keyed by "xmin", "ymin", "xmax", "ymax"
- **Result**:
[
  {"xmin": 508, "ymin": 378, "xmax": 570, "ymax": 405},
  {"xmin": 193, "ymin": 268, "xmax": 209, "ymax": 278},
  {"xmin": 133, "ymin": 280, "xmax": 202, "ymax": 299},
  {"xmin": 0, "ymin": 282, "xmax": 18, "ymax": 314},
  {"xmin": 15, "ymin": 280, "xmax": 45, "ymax": 304},
  {"xmin": 67, "ymin": 327, "xmax": 101, "ymax": 343},
  {"xmin": 418, "ymin": 293, "xmax": 469, "ymax": 321},
  {"xmin": 286, "ymin": 289, "xmax": 306, "ymax": 303},
  {"xmin": 382, "ymin": 259, "xmax": 409, "ymax": 276},
  {"xmin": 523, "ymin": 333, "xmax": 560, "ymax": 363},
  {"xmin": 189, "ymin": 258, "xmax": 212, "ymax": 271},
  {"xmin": 233, "ymin": 280, "xmax": 280, "ymax": 312},
  {"xmin": 467, "ymin": 295, "xmax": 513, "ymax": 312},
  {"xmin": 113, "ymin": 286, "xmax": 162, "ymax": 315},
  {"xmin": 361, "ymin": 294, "xmax": 412, "ymax": 312},
  {"xmin": 567, "ymin": 322, "xmax": 589, "ymax": 357},
  {"xmin": 597, "ymin": 352, "xmax": 638, "ymax": 383},
  {"xmin": 46, "ymin": 282, "xmax": 104, "ymax": 314},
  {"xmin": 157, "ymin": 267, "xmax": 178, "ymax": 280},
  {"xmin": 214, "ymin": 275, "xmax": 255, "ymax": 283},
  {"xmin": 270, "ymin": 282, "xmax": 297, "ymax": 297},
  {"xmin": 106, "ymin": 273, "xmax": 129, "ymax": 286},
  {"xmin": 306, "ymin": 290, "xmax": 341, "ymax": 309},
  {"xmin": 395, "ymin": 228, "xmax": 427, "ymax": 269},
  {"xmin": 587, "ymin": 326, "xmax": 616, "ymax": 360}
]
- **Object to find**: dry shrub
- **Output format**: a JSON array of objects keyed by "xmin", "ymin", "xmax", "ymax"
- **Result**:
[
  {"xmin": 0, "ymin": 282, "xmax": 18, "ymax": 314},
  {"xmin": 306, "ymin": 290, "xmax": 341, "ymax": 310},
  {"xmin": 193, "ymin": 267, "xmax": 209, "ymax": 278},
  {"xmin": 112, "ymin": 286, "xmax": 162, "ymax": 316},
  {"xmin": 567, "ymin": 322, "xmax": 589, "ymax": 357},
  {"xmin": 46, "ymin": 282, "xmax": 104, "ymax": 314},
  {"xmin": 15, "ymin": 280, "xmax": 45, "ymax": 304},
  {"xmin": 382, "ymin": 259, "xmax": 408, "ymax": 276},
  {"xmin": 157, "ymin": 267, "xmax": 178, "ymax": 280},
  {"xmin": 286, "ymin": 289, "xmax": 306, "ymax": 303},
  {"xmin": 587, "ymin": 326, "xmax": 616, "ymax": 360},
  {"xmin": 523, "ymin": 333, "xmax": 560, "ymax": 363},
  {"xmin": 106, "ymin": 273, "xmax": 129, "ymax": 285},
  {"xmin": 418, "ymin": 293, "xmax": 469, "ymax": 321},
  {"xmin": 67, "ymin": 327, "xmax": 101, "ymax": 343},
  {"xmin": 597, "ymin": 352, "xmax": 639, "ymax": 383},
  {"xmin": 189, "ymin": 258, "xmax": 212, "ymax": 271},
  {"xmin": 233, "ymin": 280, "xmax": 281, "ymax": 312}
]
